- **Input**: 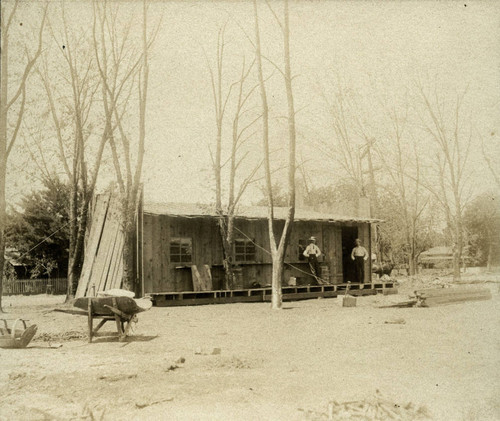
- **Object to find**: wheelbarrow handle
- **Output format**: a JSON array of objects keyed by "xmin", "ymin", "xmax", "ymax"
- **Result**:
[{"xmin": 11, "ymin": 319, "xmax": 27, "ymax": 338}]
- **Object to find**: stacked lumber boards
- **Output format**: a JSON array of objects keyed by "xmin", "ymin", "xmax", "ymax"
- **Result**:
[
  {"xmin": 415, "ymin": 287, "xmax": 492, "ymax": 307},
  {"xmin": 75, "ymin": 193, "xmax": 125, "ymax": 298}
]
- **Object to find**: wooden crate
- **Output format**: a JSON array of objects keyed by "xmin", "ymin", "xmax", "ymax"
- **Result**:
[{"xmin": 342, "ymin": 295, "xmax": 357, "ymax": 307}]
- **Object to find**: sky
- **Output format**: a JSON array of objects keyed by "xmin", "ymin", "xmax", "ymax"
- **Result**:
[{"xmin": 6, "ymin": 0, "xmax": 500, "ymax": 207}]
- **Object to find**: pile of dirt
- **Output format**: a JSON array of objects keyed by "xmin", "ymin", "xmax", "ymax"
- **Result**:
[{"xmin": 36, "ymin": 330, "xmax": 87, "ymax": 342}]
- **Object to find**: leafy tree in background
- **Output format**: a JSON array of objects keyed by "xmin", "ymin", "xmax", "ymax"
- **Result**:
[
  {"xmin": 255, "ymin": 183, "xmax": 288, "ymax": 207},
  {"xmin": 255, "ymin": 180, "xmax": 359, "ymax": 214},
  {"xmin": 377, "ymin": 189, "xmax": 439, "ymax": 268},
  {"xmin": 5, "ymin": 177, "xmax": 70, "ymax": 279},
  {"xmin": 464, "ymin": 192, "xmax": 500, "ymax": 269}
]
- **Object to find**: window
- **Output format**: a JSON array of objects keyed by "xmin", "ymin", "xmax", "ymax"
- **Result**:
[
  {"xmin": 170, "ymin": 237, "xmax": 192, "ymax": 263},
  {"xmin": 234, "ymin": 238, "xmax": 256, "ymax": 262}
]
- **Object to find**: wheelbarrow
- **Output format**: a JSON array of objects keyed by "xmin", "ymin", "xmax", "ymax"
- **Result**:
[
  {"xmin": 73, "ymin": 295, "xmax": 152, "ymax": 343},
  {"xmin": 0, "ymin": 319, "xmax": 38, "ymax": 349}
]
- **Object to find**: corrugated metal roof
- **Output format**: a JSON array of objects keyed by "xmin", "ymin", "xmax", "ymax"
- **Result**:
[{"xmin": 143, "ymin": 202, "xmax": 379, "ymax": 223}]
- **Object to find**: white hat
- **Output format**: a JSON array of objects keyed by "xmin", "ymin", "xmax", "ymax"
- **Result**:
[{"xmin": 309, "ymin": 236, "xmax": 316, "ymax": 241}]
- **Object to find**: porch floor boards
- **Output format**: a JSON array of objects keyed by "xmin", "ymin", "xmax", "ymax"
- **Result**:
[{"xmin": 150, "ymin": 282, "xmax": 397, "ymax": 307}]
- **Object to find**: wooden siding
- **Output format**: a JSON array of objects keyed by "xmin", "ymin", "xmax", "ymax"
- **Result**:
[
  {"xmin": 358, "ymin": 223, "xmax": 372, "ymax": 283},
  {"xmin": 142, "ymin": 214, "xmax": 372, "ymax": 293}
]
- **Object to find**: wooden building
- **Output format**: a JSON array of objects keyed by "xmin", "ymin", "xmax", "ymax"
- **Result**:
[
  {"xmin": 141, "ymin": 202, "xmax": 376, "ymax": 293},
  {"xmin": 76, "ymin": 194, "xmax": 387, "ymax": 303}
]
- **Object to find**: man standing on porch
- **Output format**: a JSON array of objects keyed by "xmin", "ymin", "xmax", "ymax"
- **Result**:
[
  {"xmin": 303, "ymin": 236, "xmax": 322, "ymax": 283},
  {"xmin": 351, "ymin": 238, "xmax": 368, "ymax": 283}
]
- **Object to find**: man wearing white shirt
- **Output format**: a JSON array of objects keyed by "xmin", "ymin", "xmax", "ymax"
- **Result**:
[
  {"xmin": 351, "ymin": 238, "xmax": 368, "ymax": 283},
  {"xmin": 303, "ymin": 236, "xmax": 322, "ymax": 283}
]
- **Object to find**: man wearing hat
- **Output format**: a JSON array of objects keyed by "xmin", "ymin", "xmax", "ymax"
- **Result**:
[
  {"xmin": 303, "ymin": 236, "xmax": 322, "ymax": 283},
  {"xmin": 351, "ymin": 238, "xmax": 368, "ymax": 283}
]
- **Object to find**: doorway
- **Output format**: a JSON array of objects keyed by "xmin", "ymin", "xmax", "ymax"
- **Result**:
[{"xmin": 341, "ymin": 226, "xmax": 358, "ymax": 283}]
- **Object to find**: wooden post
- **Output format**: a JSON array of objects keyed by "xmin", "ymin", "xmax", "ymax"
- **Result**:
[{"xmin": 87, "ymin": 298, "xmax": 93, "ymax": 343}]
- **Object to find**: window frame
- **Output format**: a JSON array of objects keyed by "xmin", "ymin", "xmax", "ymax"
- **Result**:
[
  {"xmin": 234, "ymin": 238, "xmax": 256, "ymax": 263},
  {"xmin": 170, "ymin": 237, "xmax": 192, "ymax": 264}
]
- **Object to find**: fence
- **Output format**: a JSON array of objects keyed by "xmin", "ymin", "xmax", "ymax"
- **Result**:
[{"xmin": 2, "ymin": 278, "xmax": 67, "ymax": 296}]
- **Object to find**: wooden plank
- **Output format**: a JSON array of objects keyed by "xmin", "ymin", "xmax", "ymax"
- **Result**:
[
  {"xmin": 137, "ymin": 191, "xmax": 144, "ymax": 297},
  {"xmin": 160, "ymin": 215, "xmax": 169, "ymax": 292},
  {"xmin": 94, "ymin": 194, "xmax": 118, "ymax": 293},
  {"xmin": 334, "ymin": 225, "xmax": 343, "ymax": 283},
  {"xmin": 417, "ymin": 287, "xmax": 492, "ymax": 307},
  {"xmin": 191, "ymin": 266, "xmax": 203, "ymax": 292},
  {"xmin": 142, "ymin": 214, "xmax": 154, "ymax": 294},
  {"xmin": 75, "ymin": 194, "xmax": 110, "ymax": 298},
  {"xmin": 151, "ymin": 215, "xmax": 162, "ymax": 293},
  {"xmin": 92, "ymin": 197, "xmax": 121, "ymax": 295},
  {"xmin": 108, "ymin": 228, "xmax": 125, "ymax": 290},
  {"xmin": 114, "ymin": 247, "xmax": 124, "ymax": 292},
  {"xmin": 150, "ymin": 285, "xmax": 378, "ymax": 306},
  {"xmin": 201, "ymin": 265, "xmax": 213, "ymax": 290},
  {"xmin": 358, "ymin": 223, "xmax": 371, "ymax": 283},
  {"xmin": 416, "ymin": 287, "xmax": 491, "ymax": 297},
  {"xmin": 95, "ymin": 209, "xmax": 121, "ymax": 293},
  {"xmin": 105, "ymin": 218, "xmax": 123, "ymax": 291},
  {"xmin": 87, "ymin": 216, "xmax": 114, "ymax": 295}
]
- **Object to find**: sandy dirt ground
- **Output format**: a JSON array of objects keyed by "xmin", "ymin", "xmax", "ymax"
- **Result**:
[{"xmin": 1, "ymin": 273, "xmax": 499, "ymax": 421}]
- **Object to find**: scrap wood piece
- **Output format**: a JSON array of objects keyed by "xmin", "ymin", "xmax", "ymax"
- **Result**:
[
  {"xmin": 324, "ymin": 390, "xmax": 432, "ymax": 420},
  {"xmin": 378, "ymin": 300, "xmax": 418, "ymax": 308},
  {"xmin": 135, "ymin": 397, "xmax": 174, "ymax": 409},
  {"xmin": 415, "ymin": 287, "xmax": 492, "ymax": 307},
  {"xmin": 202, "ymin": 264, "xmax": 213, "ymax": 290},
  {"xmin": 191, "ymin": 265, "xmax": 213, "ymax": 291},
  {"xmin": 191, "ymin": 265, "xmax": 203, "ymax": 292},
  {"xmin": 384, "ymin": 318, "xmax": 406, "ymax": 324}
]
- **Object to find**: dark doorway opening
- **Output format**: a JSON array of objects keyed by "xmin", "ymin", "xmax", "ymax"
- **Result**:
[{"xmin": 341, "ymin": 226, "xmax": 358, "ymax": 283}]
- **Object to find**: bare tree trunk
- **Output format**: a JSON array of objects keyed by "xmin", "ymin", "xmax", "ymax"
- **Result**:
[
  {"xmin": 66, "ymin": 180, "xmax": 79, "ymax": 300},
  {"xmin": 205, "ymin": 29, "xmax": 260, "ymax": 291},
  {"xmin": 408, "ymin": 254, "xmax": 416, "ymax": 276},
  {"xmin": 0, "ymin": 158, "xmax": 6, "ymax": 312},
  {"xmin": 419, "ymin": 86, "xmax": 471, "ymax": 282},
  {"xmin": 95, "ymin": 0, "xmax": 151, "ymax": 294},
  {"xmin": 0, "ymin": 1, "xmax": 47, "ymax": 310},
  {"xmin": 486, "ymin": 240, "xmax": 492, "ymax": 271},
  {"xmin": 453, "ymin": 221, "xmax": 463, "ymax": 279},
  {"xmin": 122, "ymin": 199, "xmax": 137, "ymax": 292},
  {"xmin": 0, "ymin": 12, "xmax": 8, "ymax": 311},
  {"xmin": 254, "ymin": 0, "xmax": 296, "ymax": 309},
  {"xmin": 271, "ymin": 255, "xmax": 283, "ymax": 307},
  {"xmin": 122, "ymin": 1, "xmax": 149, "ymax": 293}
]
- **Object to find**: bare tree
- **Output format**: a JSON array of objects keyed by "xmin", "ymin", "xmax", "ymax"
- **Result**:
[
  {"xmin": 254, "ymin": 0, "xmax": 296, "ymax": 309},
  {"xmin": 205, "ymin": 26, "xmax": 261, "ymax": 289},
  {"xmin": 35, "ymin": 6, "xmax": 109, "ymax": 300},
  {"xmin": 376, "ymin": 102, "xmax": 429, "ymax": 274},
  {"xmin": 0, "ymin": 1, "xmax": 47, "ymax": 311},
  {"xmin": 319, "ymin": 79, "xmax": 382, "ymax": 261},
  {"xmin": 319, "ymin": 80, "xmax": 366, "ymax": 196},
  {"xmin": 418, "ymin": 85, "xmax": 473, "ymax": 280},
  {"xmin": 480, "ymin": 132, "xmax": 500, "ymax": 189},
  {"xmin": 93, "ymin": 0, "xmax": 157, "ymax": 292}
]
